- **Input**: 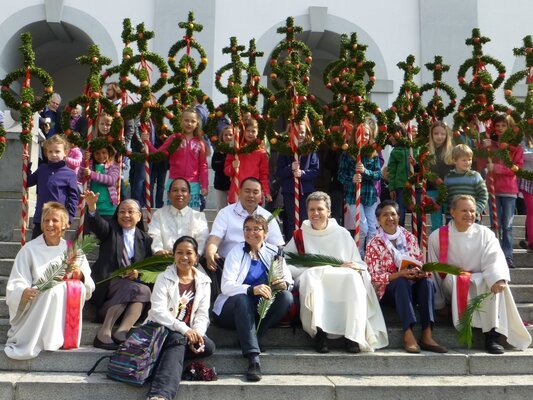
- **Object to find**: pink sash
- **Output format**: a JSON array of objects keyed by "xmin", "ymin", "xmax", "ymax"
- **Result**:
[
  {"xmin": 63, "ymin": 279, "xmax": 83, "ymax": 349},
  {"xmin": 438, "ymin": 225, "xmax": 471, "ymax": 318}
]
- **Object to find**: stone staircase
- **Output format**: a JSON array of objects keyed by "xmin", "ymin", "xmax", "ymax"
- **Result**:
[{"xmin": 0, "ymin": 213, "xmax": 532, "ymax": 400}]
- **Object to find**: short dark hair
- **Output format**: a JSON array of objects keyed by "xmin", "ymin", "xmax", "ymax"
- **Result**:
[
  {"xmin": 172, "ymin": 235, "xmax": 199, "ymax": 255},
  {"xmin": 375, "ymin": 199, "xmax": 400, "ymax": 218},
  {"xmin": 243, "ymin": 214, "xmax": 269, "ymax": 233},
  {"xmin": 240, "ymin": 176, "xmax": 262, "ymax": 189},
  {"xmin": 168, "ymin": 177, "xmax": 191, "ymax": 193}
]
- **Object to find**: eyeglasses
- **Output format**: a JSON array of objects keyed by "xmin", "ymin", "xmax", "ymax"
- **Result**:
[
  {"xmin": 243, "ymin": 227, "xmax": 264, "ymax": 233},
  {"xmin": 118, "ymin": 210, "xmax": 140, "ymax": 216}
]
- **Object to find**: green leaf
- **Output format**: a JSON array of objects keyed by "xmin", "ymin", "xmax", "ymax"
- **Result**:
[
  {"xmin": 457, "ymin": 291, "xmax": 493, "ymax": 348},
  {"xmin": 285, "ymin": 251, "xmax": 364, "ymax": 270},
  {"xmin": 422, "ymin": 262, "xmax": 463, "ymax": 275},
  {"xmin": 35, "ymin": 260, "xmax": 65, "ymax": 291},
  {"xmin": 256, "ymin": 249, "xmax": 285, "ymax": 333},
  {"xmin": 96, "ymin": 254, "xmax": 174, "ymax": 284},
  {"xmin": 267, "ymin": 207, "xmax": 282, "ymax": 224}
]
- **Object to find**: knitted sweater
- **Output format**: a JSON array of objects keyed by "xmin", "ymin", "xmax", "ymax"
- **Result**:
[{"xmin": 443, "ymin": 169, "xmax": 488, "ymax": 215}]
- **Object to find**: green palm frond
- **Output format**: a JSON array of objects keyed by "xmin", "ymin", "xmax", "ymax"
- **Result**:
[
  {"xmin": 96, "ymin": 254, "xmax": 174, "ymax": 284},
  {"xmin": 285, "ymin": 252, "xmax": 364, "ymax": 271},
  {"xmin": 35, "ymin": 235, "xmax": 99, "ymax": 292},
  {"xmin": 139, "ymin": 269, "xmax": 167, "ymax": 284},
  {"xmin": 75, "ymin": 235, "xmax": 99, "ymax": 256},
  {"xmin": 267, "ymin": 208, "xmax": 282, "ymax": 224},
  {"xmin": 256, "ymin": 249, "xmax": 285, "ymax": 333},
  {"xmin": 457, "ymin": 291, "xmax": 493, "ymax": 348},
  {"xmin": 35, "ymin": 261, "xmax": 65, "ymax": 291},
  {"xmin": 422, "ymin": 262, "xmax": 463, "ymax": 275}
]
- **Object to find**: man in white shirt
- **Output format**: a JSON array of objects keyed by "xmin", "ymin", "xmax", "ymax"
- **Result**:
[
  {"xmin": 148, "ymin": 178, "xmax": 209, "ymax": 255},
  {"xmin": 205, "ymin": 177, "xmax": 284, "ymax": 271}
]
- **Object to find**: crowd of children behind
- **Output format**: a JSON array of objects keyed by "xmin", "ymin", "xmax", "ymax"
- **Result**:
[{"xmin": 27, "ymin": 88, "xmax": 533, "ymax": 261}]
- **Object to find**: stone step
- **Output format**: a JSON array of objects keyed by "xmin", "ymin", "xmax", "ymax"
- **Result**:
[
  {"xmin": 0, "ymin": 372, "xmax": 532, "ymax": 400},
  {"xmin": 0, "ymin": 294, "xmax": 532, "ymax": 329},
  {"xmin": 1, "ymin": 318, "xmax": 532, "ymax": 350},
  {"xmin": 2, "ymin": 346, "xmax": 533, "ymax": 376},
  {"xmin": 0, "ymin": 259, "xmax": 12, "ymax": 276}
]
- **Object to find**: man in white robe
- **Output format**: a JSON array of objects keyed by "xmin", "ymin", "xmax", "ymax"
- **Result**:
[
  {"xmin": 285, "ymin": 217, "xmax": 388, "ymax": 353},
  {"xmin": 428, "ymin": 195, "xmax": 531, "ymax": 353},
  {"xmin": 5, "ymin": 236, "xmax": 95, "ymax": 360}
]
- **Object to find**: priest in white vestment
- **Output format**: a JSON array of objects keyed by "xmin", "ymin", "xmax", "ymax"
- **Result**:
[
  {"xmin": 5, "ymin": 202, "xmax": 94, "ymax": 360},
  {"xmin": 284, "ymin": 192, "xmax": 388, "ymax": 353},
  {"xmin": 428, "ymin": 194, "xmax": 531, "ymax": 353}
]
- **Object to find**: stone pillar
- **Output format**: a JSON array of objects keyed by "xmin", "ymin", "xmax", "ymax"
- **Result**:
[{"xmin": 0, "ymin": 111, "xmax": 40, "ymax": 241}]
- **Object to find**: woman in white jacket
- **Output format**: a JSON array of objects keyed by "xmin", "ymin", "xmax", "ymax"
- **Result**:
[
  {"xmin": 145, "ymin": 236, "xmax": 214, "ymax": 400},
  {"xmin": 213, "ymin": 215, "xmax": 294, "ymax": 382}
]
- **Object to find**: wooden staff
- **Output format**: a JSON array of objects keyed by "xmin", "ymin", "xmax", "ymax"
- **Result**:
[
  {"xmin": 291, "ymin": 122, "xmax": 301, "ymax": 230},
  {"xmin": 354, "ymin": 124, "xmax": 363, "ymax": 248},
  {"xmin": 142, "ymin": 124, "xmax": 152, "ymax": 224},
  {"xmin": 21, "ymin": 142, "xmax": 29, "ymax": 246},
  {"xmin": 407, "ymin": 126, "xmax": 418, "ymax": 240}
]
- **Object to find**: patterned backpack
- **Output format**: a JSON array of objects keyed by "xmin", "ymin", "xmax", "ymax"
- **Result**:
[{"xmin": 88, "ymin": 322, "xmax": 173, "ymax": 386}]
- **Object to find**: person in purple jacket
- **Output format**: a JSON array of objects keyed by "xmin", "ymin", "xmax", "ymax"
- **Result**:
[
  {"xmin": 25, "ymin": 134, "xmax": 79, "ymax": 239},
  {"xmin": 276, "ymin": 120, "xmax": 320, "ymax": 241}
]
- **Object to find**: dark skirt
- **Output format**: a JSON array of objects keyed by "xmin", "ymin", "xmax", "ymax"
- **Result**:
[{"xmin": 98, "ymin": 278, "xmax": 151, "ymax": 321}]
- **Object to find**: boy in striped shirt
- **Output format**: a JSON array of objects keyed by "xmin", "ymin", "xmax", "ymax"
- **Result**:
[{"xmin": 443, "ymin": 144, "xmax": 488, "ymax": 221}]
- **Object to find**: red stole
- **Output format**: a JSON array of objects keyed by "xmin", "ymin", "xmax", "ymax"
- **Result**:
[
  {"xmin": 293, "ymin": 229, "xmax": 305, "ymax": 255},
  {"xmin": 438, "ymin": 225, "xmax": 471, "ymax": 318},
  {"xmin": 62, "ymin": 278, "xmax": 83, "ymax": 349}
]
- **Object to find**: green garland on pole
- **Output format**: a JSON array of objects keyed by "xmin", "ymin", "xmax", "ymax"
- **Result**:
[
  {"xmin": 115, "ymin": 19, "xmax": 181, "ymax": 163},
  {"xmin": 207, "ymin": 37, "xmax": 267, "ymax": 155},
  {"xmin": 264, "ymin": 17, "xmax": 325, "ymax": 156},
  {"xmin": 157, "ymin": 12, "xmax": 214, "ymax": 125},
  {"xmin": 452, "ymin": 28, "xmax": 516, "ymax": 135},
  {"xmin": 419, "ymin": 56, "xmax": 457, "ymax": 122},
  {"xmin": 0, "ymin": 32, "xmax": 54, "ymax": 157},
  {"xmin": 322, "ymin": 32, "xmax": 388, "ymax": 157},
  {"xmin": 61, "ymin": 45, "xmax": 119, "ymax": 149}
]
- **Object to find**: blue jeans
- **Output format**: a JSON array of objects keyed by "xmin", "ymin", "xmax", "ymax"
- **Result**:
[
  {"xmin": 381, "ymin": 277, "xmax": 436, "ymax": 331},
  {"xmin": 489, "ymin": 196, "xmax": 516, "ymax": 261},
  {"xmin": 130, "ymin": 160, "xmax": 148, "ymax": 207},
  {"xmin": 150, "ymin": 161, "xmax": 168, "ymax": 209},
  {"xmin": 148, "ymin": 330, "xmax": 215, "ymax": 400},
  {"xmin": 215, "ymin": 291, "xmax": 293, "ymax": 356}
]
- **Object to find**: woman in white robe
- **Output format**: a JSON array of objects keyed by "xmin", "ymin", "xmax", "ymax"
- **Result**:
[
  {"xmin": 428, "ymin": 194, "xmax": 531, "ymax": 353},
  {"xmin": 5, "ymin": 202, "xmax": 94, "ymax": 360},
  {"xmin": 284, "ymin": 191, "xmax": 388, "ymax": 353}
]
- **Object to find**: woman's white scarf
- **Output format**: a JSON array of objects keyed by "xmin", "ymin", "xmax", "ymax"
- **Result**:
[{"xmin": 378, "ymin": 226, "xmax": 409, "ymax": 270}]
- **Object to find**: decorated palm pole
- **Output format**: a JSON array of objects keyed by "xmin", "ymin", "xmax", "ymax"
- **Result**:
[
  {"xmin": 453, "ymin": 29, "xmax": 510, "ymax": 236},
  {"xmin": 206, "ymin": 37, "xmax": 269, "ymax": 198},
  {"xmin": 264, "ymin": 17, "xmax": 325, "ymax": 231},
  {"xmin": 118, "ymin": 20, "xmax": 171, "ymax": 224},
  {"xmin": 387, "ymin": 55, "xmax": 424, "ymax": 240},
  {"xmin": 416, "ymin": 56, "xmax": 457, "ymax": 254},
  {"xmin": 501, "ymin": 36, "xmax": 533, "ymax": 182},
  {"xmin": 61, "ymin": 45, "xmax": 117, "ymax": 238},
  {"xmin": 1, "ymin": 32, "xmax": 54, "ymax": 246},
  {"xmin": 158, "ymin": 12, "xmax": 214, "ymax": 124},
  {"xmin": 323, "ymin": 32, "xmax": 387, "ymax": 247}
]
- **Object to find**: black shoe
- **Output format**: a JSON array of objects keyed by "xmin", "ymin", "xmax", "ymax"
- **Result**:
[
  {"xmin": 315, "ymin": 329, "xmax": 329, "ymax": 353},
  {"xmin": 506, "ymin": 258, "xmax": 515, "ymax": 269},
  {"xmin": 519, "ymin": 239, "xmax": 529, "ymax": 250},
  {"xmin": 246, "ymin": 362, "xmax": 262, "ymax": 382},
  {"xmin": 485, "ymin": 330, "xmax": 504, "ymax": 354},
  {"xmin": 344, "ymin": 338, "xmax": 360, "ymax": 353},
  {"xmin": 93, "ymin": 335, "xmax": 119, "ymax": 351}
]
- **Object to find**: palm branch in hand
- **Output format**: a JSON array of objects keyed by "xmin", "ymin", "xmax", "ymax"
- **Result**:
[{"xmin": 256, "ymin": 249, "xmax": 285, "ymax": 334}]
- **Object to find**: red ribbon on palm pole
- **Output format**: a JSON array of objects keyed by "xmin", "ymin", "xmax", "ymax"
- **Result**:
[
  {"xmin": 141, "ymin": 123, "xmax": 152, "ymax": 224},
  {"xmin": 419, "ymin": 152, "xmax": 429, "ymax": 259},
  {"xmin": 20, "ymin": 68, "xmax": 32, "ymax": 246},
  {"xmin": 354, "ymin": 123, "xmax": 364, "ymax": 248},
  {"xmin": 76, "ymin": 93, "xmax": 95, "ymax": 240},
  {"xmin": 407, "ymin": 125, "xmax": 418, "ymax": 240},
  {"xmin": 289, "ymin": 88, "xmax": 301, "ymax": 231}
]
